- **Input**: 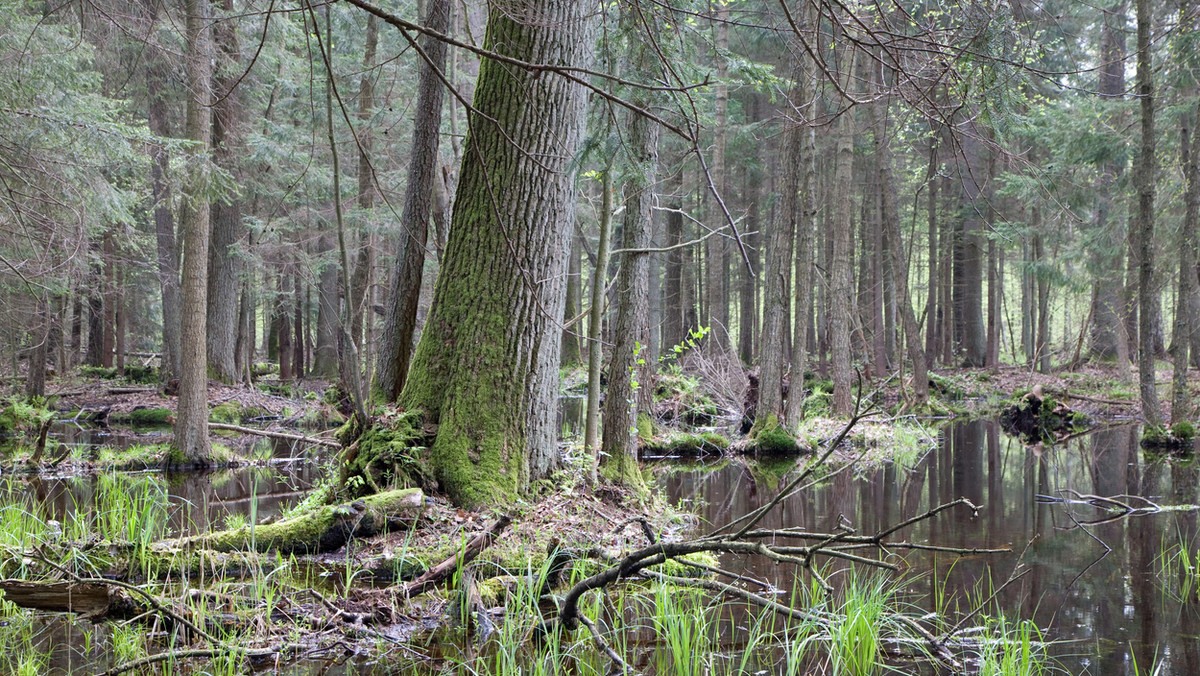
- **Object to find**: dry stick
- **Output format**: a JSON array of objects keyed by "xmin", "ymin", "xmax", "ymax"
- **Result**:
[
  {"xmin": 207, "ymin": 422, "xmax": 341, "ymax": 448},
  {"xmin": 717, "ymin": 376, "xmax": 879, "ymax": 540},
  {"xmin": 104, "ymin": 647, "xmax": 279, "ymax": 676},
  {"xmin": 941, "ymin": 538, "xmax": 1038, "ymax": 641},
  {"xmin": 404, "ymin": 515, "xmax": 512, "ymax": 598},
  {"xmin": 577, "ymin": 614, "xmax": 639, "ymax": 676}
]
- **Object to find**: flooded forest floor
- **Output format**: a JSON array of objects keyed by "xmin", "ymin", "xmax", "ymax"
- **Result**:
[{"xmin": 0, "ymin": 360, "xmax": 1197, "ymax": 675}]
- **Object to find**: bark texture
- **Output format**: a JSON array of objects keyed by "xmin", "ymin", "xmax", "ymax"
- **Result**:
[
  {"xmin": 1135, "ymin": 0, "xmax": 1161, "ymax": 427},
  {"xmin": 173, "ymin": 0, "xmax": 213, "ymax": 464},
  {"xmin": 601, "ymin": 106, "xmax": 657, "ymax": 484},
  {"xmin": 375, "ymin": 0, "xmax": 451, "ymax": 401},
  {"xmin": 397, "ymin": 0, "xmax": 592, "ymax": 507}
]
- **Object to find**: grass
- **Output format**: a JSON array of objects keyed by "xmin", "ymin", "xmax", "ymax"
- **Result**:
[
  {"xmin": 976, "ymin": 617, "xmax": 1047, "ymax": 676},
  {"xmin": 1156, "ymin": 529, "xmax": 1200, "ymax": 603}
]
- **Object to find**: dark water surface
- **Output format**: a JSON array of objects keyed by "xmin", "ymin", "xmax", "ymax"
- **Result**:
[{"xmin": 658, "ymin": 420, "xmax": 1200, "ymax": 676}]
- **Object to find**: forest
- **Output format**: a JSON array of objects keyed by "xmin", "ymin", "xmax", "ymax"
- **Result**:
[{"xmin": 0, "ymin": 0, "xmax": 1199, "ymax": 672}]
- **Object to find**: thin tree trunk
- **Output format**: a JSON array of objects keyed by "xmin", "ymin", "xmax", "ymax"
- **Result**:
[
  {"xmin": 785, "ymin": 80, "xmax": 817, "ymax": 426},
  {"xmin": 562, "ymin": 235, "xmax": 583, "ymax": 365},
  {"xmin": 374, "ymin": 0, "xmax": 452, "ymax": 401},
  {"xmin": 704, "ymin": 5, "xmax": 731, "ymax": 351},
  {"xmin": 350, "ymin": 15, "xmax": 378, "ymax": 355},
  {"xmin": 585, "ymin": 167, "xmax": 613, "ymax": 483},
  {"xmin": 756, "ymin": 74, "xmax": 801, "ymax": 432},
  {"xmin": 1172, "ymin": 65, "xmax": 1199, "ymax": 422}
]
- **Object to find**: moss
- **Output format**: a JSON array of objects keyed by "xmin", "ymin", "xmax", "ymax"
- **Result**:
[
  {"xmin": 339, "ymin": 414, "xmax": 431, "ymax": 498},
  {"xmin": 641, "ymin": 431, "xmax": 730, "ymax": 458},
  {"xmin": 747, "ymin": 414, "xmax": 802, "ymax": 455},
  {"xmin": 650, "ymin": 552, "xmax": 719, "ymax": 578},
  {"xmin": 97, "ymin": 444, "xmax": 171, "ymax": 470},
  {"xmin": 209, "ymin": 402, "xmax": 243, "ymax": 424},
  {"xmin": 201, "ymin": 488, "xmax": 424, "ymax": 555},
  {"xmin": 116, "ymin": 408, "xmax": 173, "ymax": 426},
  {"xmin": 1172, "ymin": 422, "xmax": 1196, "ymax": 441},
  {"xmin": 80, "ymin": 365, "xmax": 119, "ymax": 380},
  {"xmin": 636, "ymin": 412, "xmax": 654, "ymax": 442}
]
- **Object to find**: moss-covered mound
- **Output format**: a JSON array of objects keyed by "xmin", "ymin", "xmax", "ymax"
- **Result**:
[
  {"xmin": 1000, "ymin": 390, "xmax": 1088, "ymax": 443},
  {"xmin": 1140, "ymin": 423, "xmax": 1196, "ymax": 453},
  {"xmin": 639, "ymin": 431, "xmax": 730, "ymax": 459},
  {"xmin": 338, "ymin": 412, "xmax": 433, "ymax": 498}
]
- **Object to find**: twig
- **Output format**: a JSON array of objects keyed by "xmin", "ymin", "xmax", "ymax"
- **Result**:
[{"xmin": 208, "ymin": 422, "xmax": 341, "ymax": 448}]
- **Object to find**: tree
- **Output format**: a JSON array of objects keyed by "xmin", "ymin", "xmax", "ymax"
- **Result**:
[
  {"xmin": 1135, "ymin": 0, "xmax": 1161, "ymax": 427},
  {"xmin": 374, "ymin": 0, "xmax": 452, "ymax": 402},
  {"xmin": 173, "ymin": 0, "xmax": 214, "ymax": 464},
  {"xmin": 354, "ymin": 0, "xmax": 592, "ymax": 507}
]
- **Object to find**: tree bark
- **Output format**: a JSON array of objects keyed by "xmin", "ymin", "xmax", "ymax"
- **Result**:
[
  {"xmin": 601, "ymin": 104, "xmax": 657, "ymax": 485},
  {"xmin": 173, "ymin": 0, "xmax": 213, "ymax": 465},
  {"xmin": 562, "ymin": 234, "xmax": 583, "ymax": 365},
  {"xmin": 830, "ymin": 43, "xmax": 858, "ymax": 415},
  {"xmin": 1171, "ymin": 93, "xmax": 1198, "ymax": 424},
  {"xmin": 374, "ymin": 0, "xmax": 452, "ymax": 401},
  {"xmin": 757, "ymin": 72, "xmax": 802, "ymax": 431},
  {"xmin": 1090, "ymin": 0, "xmax": 1128, "ymax": 360},
  {"xmin": 393, "ymin": 0, "xmax": 592, "ymax": 507},
  {"xmin": 784, "ymin": 76, "xmax": 817, "ymax": 426},
  {"xmin": 350, "ymin": 15, "xmax": 378, "ymax": 356},
  {"xmin": 311, "ymin": 233, "xmax": 340, "ymax": 380},
  {"xmin": 704, "ymin": 4, "xmax": 731, "ymax": 352},
  {"xmin": 1136, "ymin": 0, "xmax": 1162, "ymax": 427},
  {"xmin": 206, "ymin": 0, "xmax": 243, "ymax": 384},
  {"xmin": 146, "ymin": 64, "xmax": 181, "ymax": 383}
]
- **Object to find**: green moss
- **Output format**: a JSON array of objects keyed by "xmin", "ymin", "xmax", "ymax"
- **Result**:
[
  {"xmin": 201, "ymin": 488, "xmax": 424, "ymax": 554},
  {"xmin": 80, "ymin": 365, "xmax": 119, "ymax": 380},
  {"xmin": 339, "ymin": 413, "xmax": 431, "ymax": 499},
  {"xmin": 1172, "ymin": 422, "xmax": 1196, "ymax": 441},
  {"xmin": 636, "ymin": 412, "xmax": 654, "ymax": 441},
  {"xmin": 748, "ymin": 414, "xmax": 802, "ymax": 455},
  {"xmin": 116, "ymin": 408, "xmax": 173, "ymax": 426},
  {"xmin": 642, "ymin": 431, "xmax": 730, "ymax": 457},
  {"xmin": 651, "ymin": 552, "xmax": 719, "ymax": 578},
  {"xmin": 208, "ymin": 402, "xmax": 243, "ymax": 424}
]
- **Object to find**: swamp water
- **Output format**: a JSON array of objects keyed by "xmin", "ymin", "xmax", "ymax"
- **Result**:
[
  {"xmin": 659, "ymin": 419, "xmax": 1200, "ymax": 675},
  {"xmin": 0, "ymin": 420, "xmax": 1196, "ymax": 674}
]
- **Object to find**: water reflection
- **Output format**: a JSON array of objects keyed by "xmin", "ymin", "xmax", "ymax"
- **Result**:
[{"xmin": 658, "ymin": 420, "xmax": 1200, "ymax": 676}]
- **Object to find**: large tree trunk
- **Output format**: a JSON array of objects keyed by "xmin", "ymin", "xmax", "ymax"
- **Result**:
[
  {"xmin": 830, "ymin": 45, "xmax": 858, "ymax": 416},
  {"xmin": 374, "ymin": 0, "xmax": 451, "ymax": 401},
  {"xmin": 1090, "ymin": 0, "xmax": 1128, "ymax": 360},
  {"xmin": 388, "ymin": 0, "xmax": 591, "ymax": 507},
  {"xmin": 1135, "ymin": 0, "xmax": 1162, "ymax": 427},
  {"xmin": 601, "ymin": 104, "xmax": 657, "ymax": 485},
  {"xmin": 206, "ymin": 0, "xmax": 243, "ymax": 385},
  {"xmin": 173, "ymin": 0, "xmax": 213, "ymax": 465},
  {"xmin": 756, "ymin": 73, "xmax": 802, "ymax": 432}
]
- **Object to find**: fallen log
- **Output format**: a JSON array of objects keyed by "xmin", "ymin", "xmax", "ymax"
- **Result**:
[
  {"xmin": 208, "ymin": 422, "xmax": 341, "ymax": 448},
  {"xmin": 108, "ymin": 387, "xmax": 157, "ymax": 395},
  {"xmin": 0, "ymin": 579, "xmax": 114, "ymax": 615},
  {"xmin": 186, "ymin": 488, "xmax": 425, "ymax": 555},
  {"xmin": 404, "ymin": 515, "xmax": 511, "ymax": 598}
]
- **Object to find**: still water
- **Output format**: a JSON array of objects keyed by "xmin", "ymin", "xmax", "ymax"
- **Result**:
[{"xmin": 659, "ymin": 420, "xmax": 1200, "ymax": 675}]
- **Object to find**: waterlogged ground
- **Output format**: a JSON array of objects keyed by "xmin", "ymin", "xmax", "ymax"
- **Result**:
[
  {"xmin": 1, "ymin": 418, "xmax": 1198, "ymax": 674},
  {"xmin": 659, "ymin": 420, "xmax": 1200, "ymax": 676}
]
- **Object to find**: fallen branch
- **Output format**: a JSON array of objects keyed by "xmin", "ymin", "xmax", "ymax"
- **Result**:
[
  {"xmin": 208, "ymin": 422, "xmax": 341, "ymax": 448},
  {"xmin": 404, "ymin": 515, "xmax": 512, "ymax": 598}
]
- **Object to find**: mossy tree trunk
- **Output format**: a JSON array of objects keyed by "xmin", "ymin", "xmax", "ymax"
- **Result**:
[
  {"xmin": 394, "ymin": 0, "xmax": 592, "ymax": 507},
  {"xmin": 601, "ymin": 101, "xmax": 657, "ymax": 487}
]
